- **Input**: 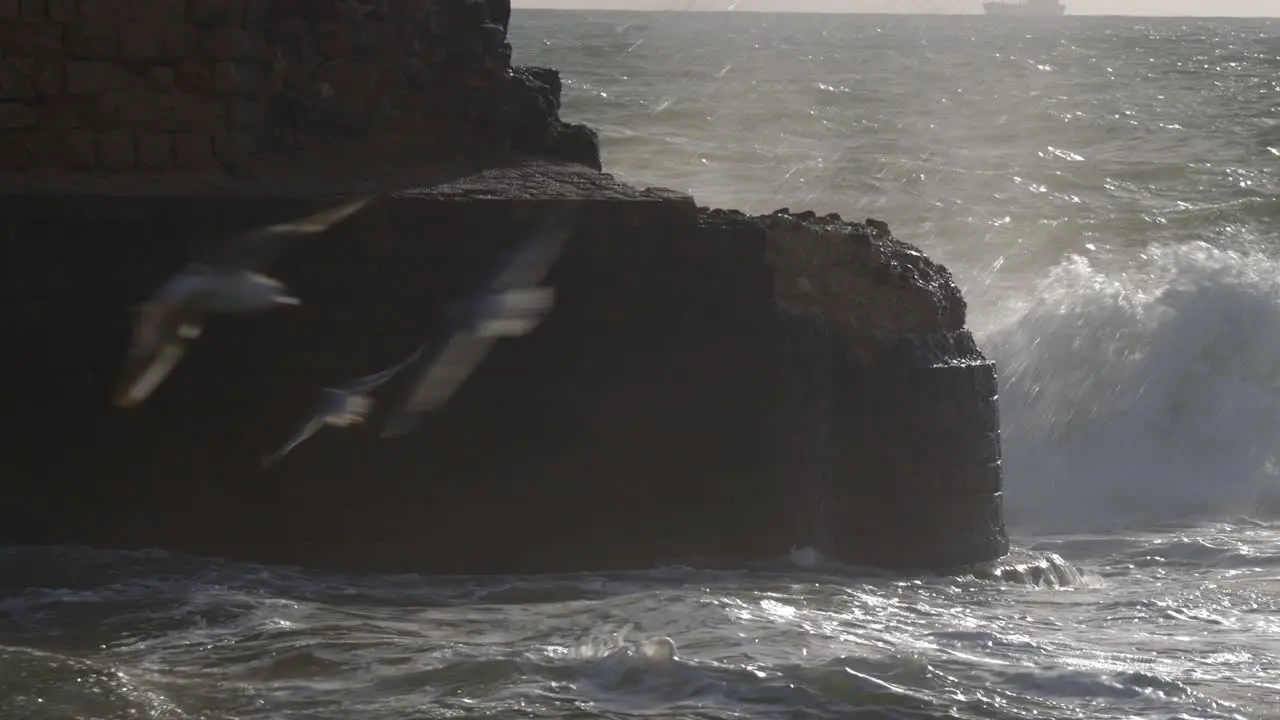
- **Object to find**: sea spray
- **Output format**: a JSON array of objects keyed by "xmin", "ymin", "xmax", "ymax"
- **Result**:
[{"xmin": 974, "ymin": 240, "xmax": 1280, "ymax": 532}]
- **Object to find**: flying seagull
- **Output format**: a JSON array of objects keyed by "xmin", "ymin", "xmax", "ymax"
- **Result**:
[
  {"xmin": 379, "ymin": 202, "xmax": 582, "ymax": 439},
  {"xmin": 260, "ymin": 345, "xmax": 426, "ymax": 468},
  {"xmin": 112, "ymin": 197, "xmax": 374, "ymax": 409}
]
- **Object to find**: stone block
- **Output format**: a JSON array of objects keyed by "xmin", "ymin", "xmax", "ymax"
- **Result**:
[
  {"xmin": 0, "ymin": 0, "xmax": 17, "ymax": 20},
  {"xmin": 31, "ymin": 59, "xmax": 61, "ymax": 94},
  {"xmin": 212, "ymin": 60, "xmax": 265, "ymax": 94},
  {"xmin": 0, "ymin": 100, "xmax": 34, "ymax": 128},
  {"xmin": 0, "ymin": 134, "xmax": 29, "ymax": 170},
  {"xmin": 76, "ymin": 0, "xmax": 115, "ymax": 24},
  {"xmin": 26, "ymin": 132, "xmax": 73, "ymax": 170},
  {"xmin": 41, "ymin": 94, "xmax": 123, "ymax": 131},
  {"xmin": 95, "ymin": 130, "xmax": 135, "ymax": 171},
  {"xmin": 172, "ymin": 132, "xmax": 216, "ymax": 170},
  {"xmin": 160, "ymin": 24, "xmax": 191, "ymax": 58},
  {"xmin": 65, "ymin": 131, "xmax": 95, "ymax": 169},
  {"xmin": 19, "ymin": 0, "xmax": 42, "ymax": 21},
  {"xmin": 168, "ymin": 93, "xmax": 224, "ymax": 132},
  {"xmin": 44, "ymin": 0, "xmax": 71, "ymax": 21},
  {"xmin": 0, "ymin": 58, "xmax": 33, "ymax": 98},
  {"xmin": 0, "ymin": 21, "xmax": 63, "ymax": 57},
  {"xmin": 174, "ymin": 60, "xmax": 219, "ymax": 93},
  {"xmin": 37, "ymin": 94, "xmax": 86, "ymax": 129},
  {"xmin": 147, "ymin": 66, "xmax": 175, "ymax": 92},
  {"xmin": 66, "ymin": 23, "xmax": 118, "ymax": 58},
  {"xmin": 135, "ymin": 132, "xmax": 174, "ymax": 170},
  {"xmin": 226, "ymin": 97, "xmax": 263, "ymax": 129},
  {"xmin": 66, "ymin": 60, "xmax": 132, "ymax": 94},
  {"xmin": 130, "ymin": 0, "xmax": 184, "ymax": 23},
  {"xmin": 115, "ymin": 91, "xmax": 171, "ymax": 128},
  {"xmin": 214, "ymin": 130, "xmax": 253, "ymax": 168},
  {"xmin": 119, "ymin": 24, "xmax": 162, "ymax": 59},
  {"xmin": 186, "ymin": 0, "xmax": 240, "ymax": 25},
  {"xmin": 196, "ymin": 25, "xmax": 250, "ymax": 59}
]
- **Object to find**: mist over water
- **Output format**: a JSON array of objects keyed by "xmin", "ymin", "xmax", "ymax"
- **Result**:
[{"xmin": 5, "ymin": 12, "xmax": 1280, "ymax": 719}]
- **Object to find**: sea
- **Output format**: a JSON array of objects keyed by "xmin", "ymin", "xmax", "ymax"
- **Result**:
[{"xmin": 4, "ymin": 11, "xmax": 1280, "ymax": 719}]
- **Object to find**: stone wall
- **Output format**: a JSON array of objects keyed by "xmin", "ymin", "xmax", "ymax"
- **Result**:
[{"xmin": 0, "ymin": 0, "xmax": 598, "ymax": 176}]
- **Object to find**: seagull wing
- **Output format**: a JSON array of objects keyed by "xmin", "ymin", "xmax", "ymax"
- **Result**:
[
  {"xmin": 340, "ymin": 344, "xmax": 427, "ymax": 395},
  {"xmin": 485, "ymin": 203, "xmax": 581, "ymax": 291},
  {"xmin": 112, "ymin": 301, "xmax": 203, "ymax": 409},
  {"xmin": 379, "ymin": 332, "xmax": 498, "ymax": 438},
  {"xmin": 260, "ymin": 415, "xmax": 328, "ymax": 469},
  {"xmin": 202, "ymin": 196, "xmax": 377, "ymax": 272},
  {"xmin": 112, "ymin": 337, "xmax": 191, "ymax": 409}
]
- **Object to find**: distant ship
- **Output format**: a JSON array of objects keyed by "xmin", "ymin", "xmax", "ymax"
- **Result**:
[{"xmin": 983, "ymin": 0, "xmax": 1066, "ymax": 16}]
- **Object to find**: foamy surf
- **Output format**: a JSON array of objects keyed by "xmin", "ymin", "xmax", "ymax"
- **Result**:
[{"xmin": 974, "ymin": 239, "xmax": 1280, "ymax": 532}]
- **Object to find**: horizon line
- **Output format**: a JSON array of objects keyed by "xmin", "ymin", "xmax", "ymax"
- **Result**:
[{"xmin": 512, "ymin": 6, "xmax": 1279, "ymax": 18}]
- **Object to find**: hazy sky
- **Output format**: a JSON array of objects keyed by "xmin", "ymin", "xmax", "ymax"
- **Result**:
[{"xmin": 513, "ymin": 0, "xmax": 1280, "ymax": 17}]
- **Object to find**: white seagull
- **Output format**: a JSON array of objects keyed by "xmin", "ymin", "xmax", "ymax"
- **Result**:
[
  {"xmin": 260, "ymin": 345, "xmax": 426, "ymax": 468},
  {"xmin": 379, "ymin": 202, "xmax": 582, "ymax": 439},
  {"xmin": 113, "ymin": 197, "xmax": 374, "ymax": 409}
]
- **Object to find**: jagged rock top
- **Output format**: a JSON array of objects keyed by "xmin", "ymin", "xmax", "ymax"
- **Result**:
[{"xmin": 745, "ymin": 208, "xmax": 969, "ymax": 362}]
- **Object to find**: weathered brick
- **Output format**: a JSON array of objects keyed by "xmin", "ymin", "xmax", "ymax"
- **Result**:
[
  {"xmin": 168, "ymin": 93, "xmax": 223, "ymax": 132},
  {"xmin": 31, "ymin": 59, "xmax": 62, "ymax": 94},
  {"xmin": 115, "ymin": 91, "xmax": 171, "ymax": 128},
  {"xmin": 186, "ymin": 0, "xmax": 242, "ymax": 24},
  {"xmin": 174, "ymin": 60, "xmax": 213, "ymax": 93},
  {"xmin": 196, "ymin": 25, "xmax": 250, "ymax": 58},
  {"xmin": 147, "ymin": 66, "xmax": 176, "ymax": 91},
  {"xmin": 83, "ymin": 94, "xmax": 123, "ymax": 129},
  {"xmin": 172, "ymin": 132, "xmax": 215, "ymax": 170},
  {"xmin": 39, "ymin": 93, "xmax": 121, "ymax": 131},
  {"xmin": 0, "ymin": 0, "xmax": 18, "ymax": 20},
  {"xmin": 130, "ymin": 0, "xmax": 185, "ymax": 23},
  {"xmin": 65, "ymin": 130, "xmax": 95, "ymax": 169},
  {"xmin": 95, "ymin": 130, "xmax": 134, "ymax": 171},
  {"xmin": 27, "ymin": 132, "xmax": 72, "ymax": 169},
  {"xmin": 119, "ymin": 24, "xmax": 161, "ymax": 59},
  {"xmin": 19, "ymin": 0, "xmax": 43, "ymax": 21},
  {"xmin": 0, "ymin": 133, "xmax": 29, "ymax": 170},
  {"xmin": 0, "ymin": 100, "xmax": 34, "ymax": 128},
  {"xmin": 77, "ymin": 0, "xmax": 114, "ymax": 24},
  {"xmin": 66, "ymin": 60, "xmax": 131, "ymax": 94},
  {"xmin": 160, "ymin": 24, "xmax": 191, "ymax": 58},
  {"xmin": 37, "ymin": 94, "xmax": 88, "ymax": 128},
  {"xmin": 0, "ymin": 21, "xmax": 63, "ymax": 56},
  {"xmin": 0, "ymin": 58, "xmax": 33, "ymax": 98},
  {"xmin": 213, "ymin": 60, "xmax": 253, "ymax": 93},
  {"xmin": 66, "ymin": 23, "xmax": 118, "ymax": 58},
  {"xmin": 213, "ymin": 130, "xmax": 252, "ymax": 167},
  {"xmin": 44, "ymin": 0, "xmax": 71, "ymax": 21},
  {"xmin": 135, "ymin": 132, "xmax": 173, "ymax": 170},
  {"xmin": 226, "ymin": 97, "xmax": 262, "ymax": 129}
]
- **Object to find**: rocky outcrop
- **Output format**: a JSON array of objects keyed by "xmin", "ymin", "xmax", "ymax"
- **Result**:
[{"xmin": 0, "ymin": 1, "xmax": 1009, "ymax": 574}]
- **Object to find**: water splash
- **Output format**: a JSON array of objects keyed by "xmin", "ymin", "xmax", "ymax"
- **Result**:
[{"xmin": 976, "ymin": 240, "xmax": 1280, "ymax": 533}]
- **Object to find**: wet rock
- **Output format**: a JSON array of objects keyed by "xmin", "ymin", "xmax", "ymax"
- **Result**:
[
  {"xmin": 500, "ymin": 66, "xmax": 602, "ymax": 170},
  {"xmin": 865, "ymin": 217, "xmax": 891, "ymax": 236}
]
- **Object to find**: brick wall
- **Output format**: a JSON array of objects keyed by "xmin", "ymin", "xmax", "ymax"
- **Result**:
[{"xmin": 0, "ymin": 0, "xmax": 516, "ymax": 175}]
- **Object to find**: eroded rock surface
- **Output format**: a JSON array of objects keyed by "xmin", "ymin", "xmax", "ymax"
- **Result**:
[{"xmin": 701, "ymin": 207, "xmax": 969, "ymax": 364}]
